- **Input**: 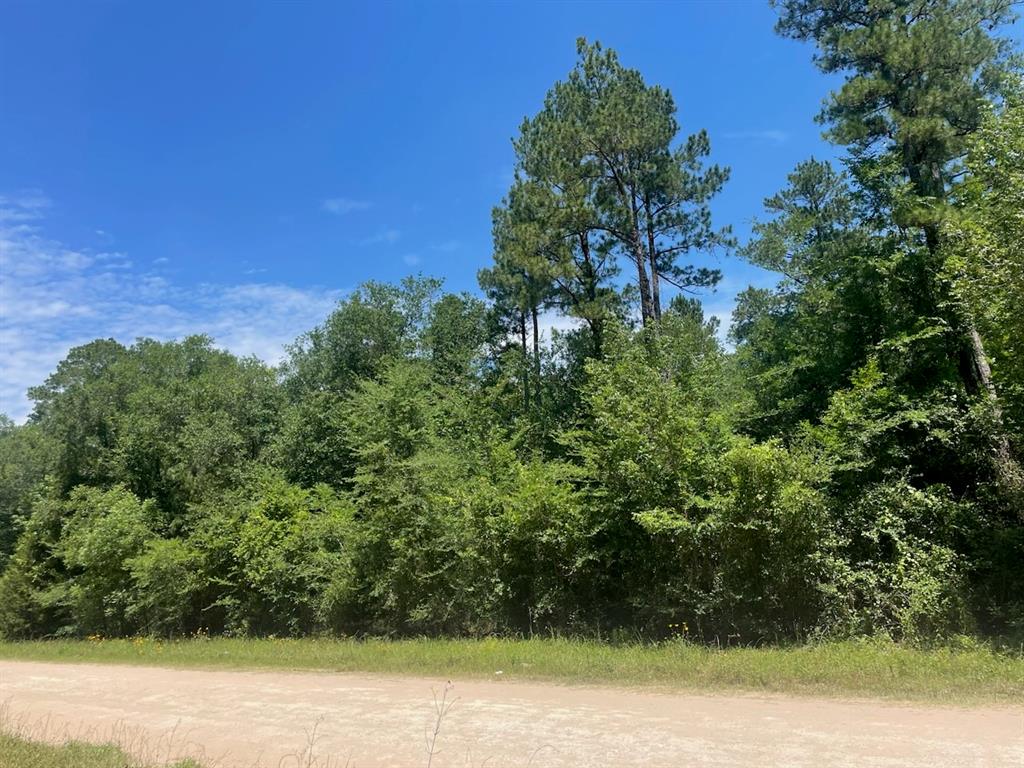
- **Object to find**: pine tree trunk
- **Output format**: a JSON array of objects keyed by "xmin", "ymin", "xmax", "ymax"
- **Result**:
[
  {"xmin": 964, "ymin": 321, "xmax": 1021, "ymax": 498},
  {"xmin": 922, "ymin": 213, "xmax": 1022, "ymax": 499},
  {"xmin": 531, "ymin": 304, "xmax": 542, "ymax": 412},
  {"xmin": 628, "ymin": 202, "xmax": 654, "ymax": 326},
  {"xmin": 579, "ymin": 232, "xmax": 603, "ymax": 357},
  {"xmin": 645, "ymin": 200, "xmax": 661, "ymax": 321},
  {"xmin": 619, "ymin": 187, "xmax": 654, "ymax": 325},
  {"xmin": 519, "ymin": 309, "xmax": 529, "ymax": 412},
  {"xmin": 632, "ymin": 226, "xmax": 655, "ymax": 326}
]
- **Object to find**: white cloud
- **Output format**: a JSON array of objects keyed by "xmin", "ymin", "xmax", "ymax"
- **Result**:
[
  {"xmin": 0, "ymin": 194, "xmax": 344, "ymax": 422},
  {"xmin": 723, "ymin": 129, "xmax": 790, "ymax": 145},
  {"xmin": 360, "ymin": 229, "xmax": 401, "ymax": 246},
  {"xmin": 430, "ymin": 240, "xmax": 461, "ymax": 253},
  {"xmin": 321, "ymin": 197, "xmax": 371, "ymax": 215},
  {"xmin": 0, "ymin": 190, "xmax": 50, "ymax": 224},
  {"xmin": 536, "ymin": 310, "xmax": 582, "ymax": 343},
  {"xmin": 402, "ymin": 253, "xmax": 421, "ymax": 266}
]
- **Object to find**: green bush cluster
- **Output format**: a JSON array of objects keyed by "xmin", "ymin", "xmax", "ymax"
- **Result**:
[{"xmin": 0, "ymin": 297, "xmax": 1016, "ymax": 643}]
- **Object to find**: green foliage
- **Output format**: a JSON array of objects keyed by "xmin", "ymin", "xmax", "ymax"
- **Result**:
[
  {"xmin": 2, "ymin": 23, "xmax": 1022, "ymax": 648},
  {"xmin": 732, "ymin": 160, "xmax": 886, "ymax": 439},
  {"xmin": 274, "ymin": 391, "xmax": 352, "ymax": 488},
  {"xmin": 948, "ymin": 94, "xmax": 1024, "ymax": 443},
  {"xmin": 425, "ymin": 292, "xmax": 489, "ymax": 381},
  {"xmin": 339, "ymin": 360, "xmax": 485, "ymax": 633},
  {"xmin": 126, "ymin": 538, "xmax": 205, "ymax": 637},
  {"xmin": 774, "ymin": 0, "xmax": 1018, "ymax": 203},
  {"xmin": 512, "ymin": 38, "xmax": 730, "ymax": 328},
  {"xmin": 26, "ymin": 336, "xmax": 283, "ymax": 524},
  {"xmin": 571, "ymin": 319, "xmax": 732, "ymax": 525},
  {"xmin": 283, "ymin": 276, "xmax": 442, "ymax": 397},
  {"xmin": 695, "ymin": 442, "xmax": 837, "ymax": 640},
  {"xmin": 0, "ymin": 418, "xmax": 52, "ymax": 565},
  {"xmin": 470, "ymin": 456, "xmax": 590, "ymax": 632},
  {"xmin": 838, "ymin": 481, "xmax": 974, "ymax": 641},
  {"xmin": 773, "ymin": 0, "xmax": 1024, "ymax": 495},
  {"xmin": 58, "ymin": 485, "xmax": 156, "ymax": 636},
  {"xmin": 228, "ymin": 472, "xmax": 353, "ymax": 635},
  {"xmin": 0, "ymin": 492, "xmax": 70, "ymax": 639}
]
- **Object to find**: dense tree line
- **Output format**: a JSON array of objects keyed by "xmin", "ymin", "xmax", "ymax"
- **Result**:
[{"xmin": 1, "ymin": 1, "xmax": 1021, "ymax": 644}]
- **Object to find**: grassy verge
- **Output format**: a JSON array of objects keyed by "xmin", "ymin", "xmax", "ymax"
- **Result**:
[
  {"xmin": 0, "ymin": 732, "xmax": 200, "ymax": 768},
  {"xmin": 0, "ymin": 637, "xmax": 1021, "ymax": 704}
]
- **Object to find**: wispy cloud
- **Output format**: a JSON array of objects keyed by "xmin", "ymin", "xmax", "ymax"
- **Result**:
[
  {"xmin": 430, "ymin": 240, "xmax": 461, "ymax": 253},
  {"xmin": 0, "ymin": 190, "xmax": 50, "ymax": 225},
  {"xmin": 723, "ymin": 129, "xmax": 790, "ymax": 145},
  {"xmin": 0, "ymin": 194, "xmax": 344, "ymax": 422},
  {"xmin": 360, "ymin": 229, "xmax": 401, "ymax": 246},
  {"xmin": 321, "ymin": 197, "xmax": 371, "ymax": 215},
  {"xmin": 402, "ymin": 253, "xmax": 421, "ymax": 266}
]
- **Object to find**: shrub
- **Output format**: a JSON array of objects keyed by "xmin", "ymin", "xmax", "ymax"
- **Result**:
[
  {"xmin": 57, "ymin": 486, "xmax": 156, "ymax": 636},
  {"xmin": 839, "ymin": 481, "xmax": 974, "ymax": 641}
]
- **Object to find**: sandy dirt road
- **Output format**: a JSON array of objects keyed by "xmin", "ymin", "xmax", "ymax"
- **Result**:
[{"xmin": 1, "ymin": 661, "xmax": 1021, "ymax": 767}]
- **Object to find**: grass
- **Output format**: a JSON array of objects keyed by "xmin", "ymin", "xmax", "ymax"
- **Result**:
[
  {"xmin": 1, "ymin": 636, "xmax": 1022, "ymax": 705},
  {"xmin": 0, "ymin": 732, "xmax": 201, "ymax": 768}
]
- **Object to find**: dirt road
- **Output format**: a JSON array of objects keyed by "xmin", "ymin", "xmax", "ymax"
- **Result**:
[{"xmin": 1, "ymin": 660, "xmax": 1021, "ymax": 767}]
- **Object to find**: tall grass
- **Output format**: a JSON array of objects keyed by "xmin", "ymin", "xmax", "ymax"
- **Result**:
[
  {"xmin": 0, "ymin": 702, "xmax": 352, "ymax": 768},
  {"xmin": 2, "ymin": 636, "xmax": 1022, "ymax": 703},
  {"xmin": 0, "ymin": 734, "xmax": 202, "ymax": 768},
  {"xmin": 0, "ymin": 702, "xmax": 203, "ymax": 768}
]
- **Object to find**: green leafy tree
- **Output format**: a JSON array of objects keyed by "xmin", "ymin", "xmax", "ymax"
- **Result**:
[
  {"xmin": 231, "ymin": 473, "xmax": 353, "ymax": 635},
  {"xmin": 28, "ymin": 339, "xmax": 129, "ymax": 493},
  {"xmin": 0, "ymin": 490, "xmax": 71, "ymax": 638},
  {"xmin": 127, "ymin": 538, "xmax": 205, "ymax": 637},
  {"xmin": 0, "ymin": 417, "xmax": 53, "ymax": 564},
  {"xmin": 733, "ymin": 159, "xmax": 883, "ymax": 437},
  {"xmin": 425, "ymin": 292, "xmax": 489, "ymax": 382},
  {"xmin": 948, "ymin": 94, "xmax": 1024, "ymax": 452},
  {"xmin": 58, "ymin": 485, "xmax": 156, "ymax": 636},
  {"xmin": 565, "ymin": 316, "xmax": 736, "ymax": 627},
  {"xmin": 27, "ymin": 337, "xmax": 282, "ymax": 524},
  {"xmin": 283, "ymin": 277, "xmax": 442, "ymax": 397},
  {"xmin": 774, "ymin": 0, "xmax": 1023, "ymax": 489},
  {"xmin": 341, "ymin": 361, "xmax": 479, "ymax": 632}
]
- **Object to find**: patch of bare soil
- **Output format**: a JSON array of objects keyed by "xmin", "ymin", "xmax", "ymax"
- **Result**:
[{"xmin": 1, "ymin": 660, "xmax": 1021, "ymax": 767}]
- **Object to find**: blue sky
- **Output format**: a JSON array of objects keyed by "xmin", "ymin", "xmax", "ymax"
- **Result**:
[{"xmin": 0, "ymin": 0, "xmax": 972, "ymax": 420}]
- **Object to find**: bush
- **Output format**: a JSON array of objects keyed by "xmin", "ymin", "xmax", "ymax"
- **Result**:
[
  {"xmin": 839, "ymin": 481, "xmax": 974, "ymax": 641},
  {"xmin": 188, "ymin": 470, "xmax": 354, "ymax": 636},
  {"xmin": 127, "ymin": 538, "xmax": 205, "ymax": 637},
  {"xmin": 57, "ymin": 486, "xmax": 156, "ymax": 636},
  {"xmin": 635, "ymin": 441, "xmax": 841, "ymax": 642}
]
